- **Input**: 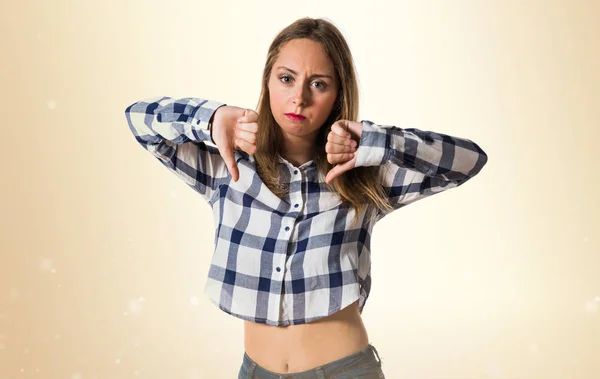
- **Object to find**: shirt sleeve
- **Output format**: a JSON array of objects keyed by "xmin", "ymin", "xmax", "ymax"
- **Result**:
[
  {"xmin": 354, "ymin": 120, "xmax": 488, "ymax": 219},
  {"xmin": 124, "ymin": 96, "xmax": 230, "ymax": 204}
]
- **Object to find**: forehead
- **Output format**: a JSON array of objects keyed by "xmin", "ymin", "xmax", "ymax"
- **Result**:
[{"xmin": 274, "ymin": 38, "xmax": 334, "ymax": 74}]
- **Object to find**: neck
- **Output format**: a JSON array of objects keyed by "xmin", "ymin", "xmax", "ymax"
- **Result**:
[{"xmin": 279, "ymin": 132, "xmax": 317, "ymax": 167}]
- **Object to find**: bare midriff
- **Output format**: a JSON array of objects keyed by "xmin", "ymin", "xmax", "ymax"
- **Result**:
[{"xmin": 243, "ymin": 299, "xmax": 370, "ymax": 375}]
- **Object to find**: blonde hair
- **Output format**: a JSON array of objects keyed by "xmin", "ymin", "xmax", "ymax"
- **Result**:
[{"xmin": 253, "ymin": 17, "xmax": 392, "ymax": 225}]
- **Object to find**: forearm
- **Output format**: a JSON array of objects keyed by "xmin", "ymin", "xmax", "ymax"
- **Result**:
[
  {"xmin": 355, "ymin": 120, "xmax": 488, "ymax": 186},
  {"xmin": 125, "ymin": 96, "xmax": 226, "ymax": 147}
]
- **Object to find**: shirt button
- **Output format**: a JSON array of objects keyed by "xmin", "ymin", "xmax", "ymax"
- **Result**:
[
  {"xmin": 276, "ymin": 267, "xmax": 281, "ymax": 272},
  {"xmin": 285, "ymin": 226, "xmax": 290, "ymax": 231},
  {"xmin": 294, "ymin": 170, "xmax": 298, "ymax": 174},
  {"xmin": 294, "ymin": 204, "xmax": 299, "ymax": 208}
]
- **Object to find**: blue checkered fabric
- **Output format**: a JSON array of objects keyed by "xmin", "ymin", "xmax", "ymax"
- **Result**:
[{"xmin": 125, "ymin": 96, "xmax": 488, "ymax": 326}]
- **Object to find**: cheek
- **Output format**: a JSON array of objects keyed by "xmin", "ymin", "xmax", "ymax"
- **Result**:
[
  {"xmin": 268, "ymin": 85, "xmax": 282, "ymax": 107},
  {"xmin": 316, "ymin": 95, "xmax": 337, "ymax": 115},
  {"xmin": 269, "ymin": 93, "xmax": 283, "ymax": 112}
]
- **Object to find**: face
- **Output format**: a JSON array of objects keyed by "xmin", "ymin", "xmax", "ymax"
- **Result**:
[{"xmin": 268, "ymin": 38, "xmax": 339, "ymax": 142}]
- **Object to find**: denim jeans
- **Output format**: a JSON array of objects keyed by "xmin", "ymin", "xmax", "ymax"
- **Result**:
[{"xmin": 238, "ymin": 343, "xmax": 385, "ymax": 378}]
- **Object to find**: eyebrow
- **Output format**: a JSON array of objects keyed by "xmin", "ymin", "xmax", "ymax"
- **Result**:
[{"xmin": 276, "ymin": 66, "xmax": 334, "ymax": 80}]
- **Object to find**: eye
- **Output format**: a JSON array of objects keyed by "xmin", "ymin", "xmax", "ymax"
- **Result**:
[
  {"xmin": 279, "ymin": 75, "xmax": 328, "ymax": 90},
  {"xmin": 313, "ymin": 81, "xmax": 327, "ymax": 90}
]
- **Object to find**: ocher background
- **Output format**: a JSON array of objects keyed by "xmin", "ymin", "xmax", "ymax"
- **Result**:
[{"xmin": 1, "ymin": 0, "xmax": 598, "ymax": 378}]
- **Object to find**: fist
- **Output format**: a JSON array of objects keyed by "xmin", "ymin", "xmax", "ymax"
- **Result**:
[
  {"xmin": 211, "ymin": 106, "xmax": 259, "ymax": 182},
  {"xmin": 325, "ymin": 120, "xmax": 363, "ymax": 184}
]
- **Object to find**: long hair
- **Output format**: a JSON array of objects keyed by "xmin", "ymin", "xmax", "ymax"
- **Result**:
[{"xmin": 253, "ymin": 17, "xmax": 393, "ymax": 225}]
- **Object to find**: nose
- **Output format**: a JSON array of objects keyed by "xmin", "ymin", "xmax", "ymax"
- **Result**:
[{"xmin": 291, "ymin": 83, "xmax": 309, "ymax": 106}]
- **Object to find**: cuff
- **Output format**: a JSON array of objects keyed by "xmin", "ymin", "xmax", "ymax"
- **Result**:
[
  {"xmin": 354, "ymin": 120, "xmax": 390, "ymax": 167},
  {"xmin": 191, "ymin": 100, "xmax": 227, "ymax": 132}
]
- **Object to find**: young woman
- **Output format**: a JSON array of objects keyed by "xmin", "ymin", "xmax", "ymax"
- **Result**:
[{"xmin": 125, "ymin": 17, "xmax": 488, "ymax": 379}]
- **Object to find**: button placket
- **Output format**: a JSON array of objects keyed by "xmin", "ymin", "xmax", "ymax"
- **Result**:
[
  {"xmin": 279, "ymin": 217, "xmax": 294, "ymax": 274},
  {"xmin": 280, "ymin": 166, "xmax": 301, "ymax": 275}
]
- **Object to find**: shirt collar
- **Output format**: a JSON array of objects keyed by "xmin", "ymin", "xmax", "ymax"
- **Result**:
[
  {"xmin": 278, "ymin": 154, "xmax": 316, "ymax": 169},
  {"xmin": 234, "ymin": 151, "xmax": 316, "ymax": 169}
]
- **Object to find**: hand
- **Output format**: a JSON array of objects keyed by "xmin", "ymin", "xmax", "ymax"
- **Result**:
[
  {"xmin": 211, "ymin": 106, "xmax": 258, "ymax": 182},
  {"xmin": 325, "ymin": 120, "xmax": 363, "ymax": 184}
]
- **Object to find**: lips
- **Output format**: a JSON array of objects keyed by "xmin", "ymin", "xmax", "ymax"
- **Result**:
[{"xmin": 285, "ymin": 113, "xmax": 306, "ymax": 121}]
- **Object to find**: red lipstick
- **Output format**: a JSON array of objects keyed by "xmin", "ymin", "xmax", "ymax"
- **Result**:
[{"xmin": 285, "ymin": 113, "xmax": 306, "ymax": 121}]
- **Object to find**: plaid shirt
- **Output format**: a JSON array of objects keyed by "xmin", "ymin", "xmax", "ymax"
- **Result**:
[{"xmin": 125, "ymin": 96, "xmax": 488, "ymax": 326}]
